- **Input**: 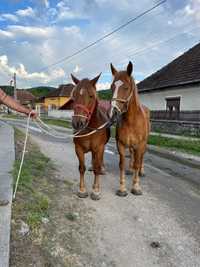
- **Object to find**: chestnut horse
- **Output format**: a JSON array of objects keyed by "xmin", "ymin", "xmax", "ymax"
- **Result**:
[
  {"xmin": 71, "ymin": 74, "xmax": 110, "ymax": 200},
  {"xmin": 109, "ymin": 61, "xmax": 150, "ymax": 196}
]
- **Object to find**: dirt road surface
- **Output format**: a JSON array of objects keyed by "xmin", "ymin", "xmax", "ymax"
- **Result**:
[{"xmin": 8, "ymin": 120, "xmax": 200, "ymax": 267}]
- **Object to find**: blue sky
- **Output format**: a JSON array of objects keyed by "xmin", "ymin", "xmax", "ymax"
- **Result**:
[{"xmin": 0, "ymin": 0, "xmax": 200, "ymax": 89}]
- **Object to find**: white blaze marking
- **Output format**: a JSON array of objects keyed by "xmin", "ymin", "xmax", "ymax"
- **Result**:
[
  {"xmin": 110, "ymin": 80, "xmax": 123, "ymax": 116},
  {"xmin": 80, "ymin": 88, "xmax": 84, "ymax": 95}
]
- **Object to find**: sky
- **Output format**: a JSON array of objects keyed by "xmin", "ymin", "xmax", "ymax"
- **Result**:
[{"xmin": 0, "ymin": 0, "xmax": 200, "ymax": 89}]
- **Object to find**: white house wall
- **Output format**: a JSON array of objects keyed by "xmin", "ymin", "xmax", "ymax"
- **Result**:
[{"xmin": 139, "ymin": 85, "xmax": 200, "ymax": 111}]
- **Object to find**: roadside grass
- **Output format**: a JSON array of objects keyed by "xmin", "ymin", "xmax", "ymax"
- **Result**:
[
  {"xmin": 40, "ymin": 117, "xmax": 71, "ymax": 128},
  {"xmin": 2, "ymin": 113, "xmax": 71, "ymax": 129},
  {"xmin": 12, "ymin": 128, "xmax": 54, "ymax": 230},
  {"xmin": 148, "ymin": 134, "xmax": 200, "ymax": 156},
  {"xmin": 4, "ymin": 113, "xmax": 200, "ymax": 156}
]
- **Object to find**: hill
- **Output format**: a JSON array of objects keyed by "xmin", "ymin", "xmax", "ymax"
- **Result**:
[
  {"xmin": 0, "ymin": 85, "xmax": 56, "ymax": 98},
  {"xmin": 98, "ymin": 89, "xmax": 111, "ymax": 100},
  {"xmin": 0, "ymin": 85, "xmax": 14, "ymax": 96},
  {"xmin": 27, "ymin": 86, "xmax": 56, "ymax": 97}
]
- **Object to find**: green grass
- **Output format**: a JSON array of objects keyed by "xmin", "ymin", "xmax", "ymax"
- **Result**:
[
  {"xmin": 2, "ymin": 113, "xmax": 71, "ymax": 128},
  {"xmin": 41, "ymin": 117, "xmax": 71, "ymax": 128},
  {"xmin": 148, "ymin": 134, "xmax": 200, "ymax": 156},
  {"xmin": 12, "ymin": 128, "xmax": 53, "ymax": 230}
]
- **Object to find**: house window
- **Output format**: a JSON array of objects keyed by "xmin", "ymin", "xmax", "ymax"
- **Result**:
[{"xmin": 166, "ymin": 97, "xmax": 181, "ymax": 119}]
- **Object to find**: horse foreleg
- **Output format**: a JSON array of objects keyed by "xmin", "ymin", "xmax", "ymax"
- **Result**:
[
  {"xmin": 131, "ymin": 149, "xmax": 143, "ymax": 195},
  {"xmin": 75, "ymin": 146, "xmax": 88, "ymax": 198},
  {"xmin": 116, "ymin": 141, "xmax": 128, "ymax": 197},
  {"xmin": 139, "ymin": 159, "xmax": 145, "ymax": 177},
  {"xmin": 91, "ymin": 147, "xmax": 104, "ymax": 200}
]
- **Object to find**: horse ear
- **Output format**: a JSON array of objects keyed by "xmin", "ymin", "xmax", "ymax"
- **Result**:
[
  {"xmin": 127, "ymin": 61, "xmax": 133, "ymax": 76},
  {"xmin": 110, "ymin": 63, "xmax": 118, "ymax": 76},
  {"xmin": 90, "ymin": 73, "xmax": 101, "ymax": 87},
  {"xmin": 71, "ymin": 74, "xmax": 80, "ymax": 85}
]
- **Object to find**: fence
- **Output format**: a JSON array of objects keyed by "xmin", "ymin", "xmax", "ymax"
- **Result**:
[
  {"xmin": 151, "ymin": 110, "xmax": 200, "ymax": 122},
  {"xmin": 48, "ymin": 110, "xmax": 73, "ymax": 119}
]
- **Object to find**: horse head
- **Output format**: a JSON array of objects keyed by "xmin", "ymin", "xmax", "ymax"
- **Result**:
[
  {"xmin": 71, "ymin": 73, "xmax": 101, "ymax": 131},
  {"xmin": 109, "ymin": 61, "xmax": 135, "ymax": 122}
]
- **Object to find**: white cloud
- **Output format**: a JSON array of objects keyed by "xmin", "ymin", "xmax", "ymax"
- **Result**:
[
  {"xmin": 73, "ymin": 65, "xmax": 82, "ymax": 73},
  {"xmin": 96, "ymin": 82, "xmax": 110, "ymax": 91},
  {"xmin": 0, "ymin": 29, "xmax": 13, "ymax": 38},
  {"xmin": 0, "ymin": 55, "xmax": 65, "ymax": 85},
  {"xmin": 56, "ymin": 1, "xmax": 88, "ymax": 21},
  {"xmin": 7, "ymin": 25, "xmax": 54, "ymax": 38},
  {"xmin": 178, "ymin": 0, "xmax": 200, "ymax": 25},
  {"xmin": 0, "ymin": 13, "xmax": 19, "ymax": 22},
  {"xmin": 16, "ymin": 7, "xmax": 35, "ymax": 18}
]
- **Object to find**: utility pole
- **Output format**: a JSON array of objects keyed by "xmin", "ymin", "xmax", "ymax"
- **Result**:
[{"xmin": 13, "ymin": 72, "xmax": 17, "ymax": 100}]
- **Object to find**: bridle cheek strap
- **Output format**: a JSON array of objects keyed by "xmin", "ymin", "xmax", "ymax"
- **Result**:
[
  {"xmin": 73, "ymin": 101, "xmax": 96, "ymax": 122},
  {"xmin": 111, "ymin": 90, "xmax": 133, "ymax": 113}
]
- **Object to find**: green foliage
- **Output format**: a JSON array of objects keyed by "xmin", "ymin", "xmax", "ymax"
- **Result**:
[
  {"xmin": 148, "ymin": 134, "xmax": 200, "ymax": 156},
  {"xmin": 98, "ymin": 89, "xmax": 112, "ymax": 100},
  {"xmin": 27, "ymin": 86, "xmax": 56, "ymax": 97},
  {"xmin": 12, "ymin": 128, "xmax": 52, "ymax": 230},
  {"xmin": 0, "ymin": 85, "xmax": 14, "ymax": 96},
  {"xmin": 0, "ymin": 85, "xmax": 56, "ymax": 98}
]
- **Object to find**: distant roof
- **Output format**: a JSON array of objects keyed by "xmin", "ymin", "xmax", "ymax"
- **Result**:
[
  {"xmin": 16, "ymin": 89, "xmax": 35, "ymax": 103},
  {"xmin": 137, "ymin": 42, "xmax": 200, "ymax": 92},
  {"xmin": 59, "ymin": 98, "xmax": 74, "ymax": 110},
  {"xmin": 46, "ymin": 83, "xmax": 74, "ymax": 98}
]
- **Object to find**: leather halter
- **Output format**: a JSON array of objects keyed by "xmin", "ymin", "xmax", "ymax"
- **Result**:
[
  {"xmin": 111, "ymin": 80, "xmax": 133, "ymax": 114},
  {"xmin": 73, "ymin": 100, "xmax": 97, "ymax": 123}
]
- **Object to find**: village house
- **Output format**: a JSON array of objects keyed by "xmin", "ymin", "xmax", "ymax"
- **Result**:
[
  {"xmin": 35, "ymin": 83, "xmax": 74, "ymax": 113},
  {"xmin": 137, "ymin": 42, "xmax": 200, "ymax": 121}
]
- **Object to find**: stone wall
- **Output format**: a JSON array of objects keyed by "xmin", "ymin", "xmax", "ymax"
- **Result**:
[{"xmin": 151, "ymin": 119, "xmax": 200, "ymax": 137}]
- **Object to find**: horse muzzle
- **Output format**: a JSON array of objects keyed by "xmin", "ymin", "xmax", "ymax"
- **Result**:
[
  {"xmin": 110, "ymin": 106, "xmax": 122, "ymax": 123},
  {"xmin": 72, "ymin": 116, "xmax": 88, "ymax": 131}
]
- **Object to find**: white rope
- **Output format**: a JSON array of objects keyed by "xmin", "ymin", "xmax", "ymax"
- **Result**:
[
  {"xmin": 35, "ymin": 117, "xmax": 109, "ymax": 139},
  {"xmin": 13, "ymin": 112, "xmax": 31, "ymax": 200},
  {"xmin": 12, "ymin": 115, "xmax": 109, "ymax": 200}
]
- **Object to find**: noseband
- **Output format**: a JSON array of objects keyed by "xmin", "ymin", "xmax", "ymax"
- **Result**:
[
  {"xmin": 111, "ymin": 81, "xmax": 133, "ymax": 114},
  {"xmin": 73, "ymin": 100, "xmax": 96, "ymax": 123}
]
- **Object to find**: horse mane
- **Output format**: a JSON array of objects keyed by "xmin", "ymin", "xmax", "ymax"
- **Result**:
[{"xmin": 130, "ymin": 76, "xmax": 140, "ymax": 109}]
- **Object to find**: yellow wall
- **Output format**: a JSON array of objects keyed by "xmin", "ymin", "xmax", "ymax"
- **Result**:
[{"xmin": 44, "ymin": 96, "xmax": 69, "ymax": 109}]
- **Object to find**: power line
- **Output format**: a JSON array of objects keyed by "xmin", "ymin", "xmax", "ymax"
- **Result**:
[{"xmin": 38, "ymin": 0, "xmax": 167, "ymax": 72}]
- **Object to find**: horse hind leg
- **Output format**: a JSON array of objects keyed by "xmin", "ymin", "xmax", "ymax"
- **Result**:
[
  {"xmin": 139, "ymin": 159, "xmax": 145, "ymax": 177},
  {"xmin": 75, "ymin": 147, "xmax": 88, "ymax": 198}
]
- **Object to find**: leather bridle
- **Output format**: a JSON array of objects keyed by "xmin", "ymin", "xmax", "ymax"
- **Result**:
[
  {"xmin": 111, "ymin": 80, "xmax": 133, "ymax": 114},
  {"xmin": 73, "ymin": 102, "xmax": 96, "ymax": 122}
]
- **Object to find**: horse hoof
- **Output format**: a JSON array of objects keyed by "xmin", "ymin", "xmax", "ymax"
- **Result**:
[
  {"xmin": 91, "ymin": 192, "xmax": 101, "ymax": 201},
  {"xmin": 100, "ymin": 170, "xmax": 106, "ymax": 175},
  {"xmin": 116, "ymin": 190, "xmax": 128, "ymax": 197},
  {"xmin": 131, "ymin": 188, "xmax": 143, "ymax": 196},
  {"xmin": 88, "ymin": 166, "xmax": 93, "ymax": 171},
  {"xmin": 77, "ymin": 191, "xmax": 88, "ymax": 198},
  {"xmin": 139, "ymin": 172, "xmax": 146, "ymax": 177},
  {"xmin": 126, "ymin": 169, "xmax": 133, "ymax": 175}
]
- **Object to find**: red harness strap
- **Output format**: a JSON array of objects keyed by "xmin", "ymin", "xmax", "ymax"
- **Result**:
[{"xmin": 73, "ymin": 100, "xmax": 97, "ymax": 122}]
